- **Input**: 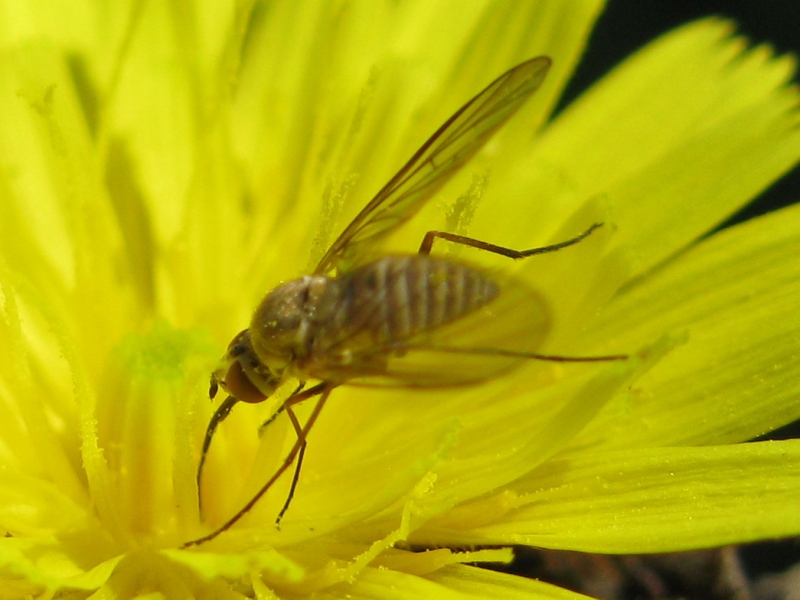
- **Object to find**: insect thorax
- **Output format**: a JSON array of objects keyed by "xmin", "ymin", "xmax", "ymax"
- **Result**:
[{"xmin": 249, "ymin": 275, "xmax": 342, "ymax": 370}]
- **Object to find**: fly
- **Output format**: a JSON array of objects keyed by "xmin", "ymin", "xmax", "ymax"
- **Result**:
[{"xmin": 182, "ymin": 56, "xmax": 626, "ymax": 548}]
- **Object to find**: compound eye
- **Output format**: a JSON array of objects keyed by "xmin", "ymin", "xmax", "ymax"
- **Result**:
[{"xmin": 224, "ymin": 360, "xmax": 268, "ymax": 404}]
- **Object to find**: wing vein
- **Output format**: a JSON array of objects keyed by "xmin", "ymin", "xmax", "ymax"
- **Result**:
[{"xmin": 313, "ymin": 56, "xmax": 552, "ymax": 276}]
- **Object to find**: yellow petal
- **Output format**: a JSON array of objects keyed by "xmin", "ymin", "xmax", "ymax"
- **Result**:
[
  {"xmin": 459, "ymin": 440, "xmax": 800, "ymax": 554},
  {"xmin": 505, "ymin": 18, "xmax": 800, "ymax": 276},
  {"xmin": 580, "ymin": 202, "xmax": 800, "ymax": 448}
]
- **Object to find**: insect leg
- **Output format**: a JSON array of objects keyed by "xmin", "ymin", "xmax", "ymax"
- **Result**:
[
  {"xmin": 258, "ymin": 381, "xmax": 306, "ymax": 436},
  {"xmin": 275, "ymin": 402, "xmax": 305, "ymax": 528},
  {"xmin": 181, "ymin": 383, "xmax": 333, "ymax": 548},
  {"xmin": 410, "ymin": 343, "xmax": 627, "ymax": 363},
  {"xmin": 418, "ymin": 223, "xmax": 602, "ymax": 257},
  {"xmin": 197, "ymin": 394, "xmax": 239, "ymax": 511},
  {"xmin": 271, "ymin": 381, "xmax": 323, "ymax": 526}
]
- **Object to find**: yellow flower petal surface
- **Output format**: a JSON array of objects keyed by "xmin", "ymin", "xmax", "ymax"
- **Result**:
[{"xmin": 1, "ymin": 0, "xmax": 800, "ymax": 597}]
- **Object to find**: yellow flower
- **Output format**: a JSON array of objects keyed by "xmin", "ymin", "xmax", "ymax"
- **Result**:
[{"xmin": 1, "ymin": 1, "xmax": 799, "ymax": 598}]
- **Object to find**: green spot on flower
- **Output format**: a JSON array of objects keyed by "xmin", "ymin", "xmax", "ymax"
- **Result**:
[{"xmin": 115, "ymin": 321, "xmax": 216, "ymax": 386}]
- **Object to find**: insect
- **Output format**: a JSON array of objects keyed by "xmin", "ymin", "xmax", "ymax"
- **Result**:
[{"xmin": 183, "ymin": 56, "xmax": 626, "ymax": 548}]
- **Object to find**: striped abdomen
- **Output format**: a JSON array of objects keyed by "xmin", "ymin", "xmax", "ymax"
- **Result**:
[
  {"xmin": 333, "ymin": 254, "xmax": 500, "ymax": 346},
  {"xmin": 249, "ymin": 255, "xmax": 501, "ymax": 373}
]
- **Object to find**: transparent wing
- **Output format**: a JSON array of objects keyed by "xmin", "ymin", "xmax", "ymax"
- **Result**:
[
  {"xmin": 305, "ymin": 269, "xmax": 552, "ymax": 387},
  {"xmin": 314, "ymin": 56, "xmax": 552, "ymax": 276}
]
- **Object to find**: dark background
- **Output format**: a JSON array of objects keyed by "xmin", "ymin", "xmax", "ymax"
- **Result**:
[
  {"xmin": 516, "ymin": 2, "xmax": 800, "ymax": 594},
  {"xmin": 559, "ymin": 0, "xmax": 800, "ymax": 225},
  {"xmin": 564, "ymin": 0, "xmax": 800, "ymax": 442}
]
